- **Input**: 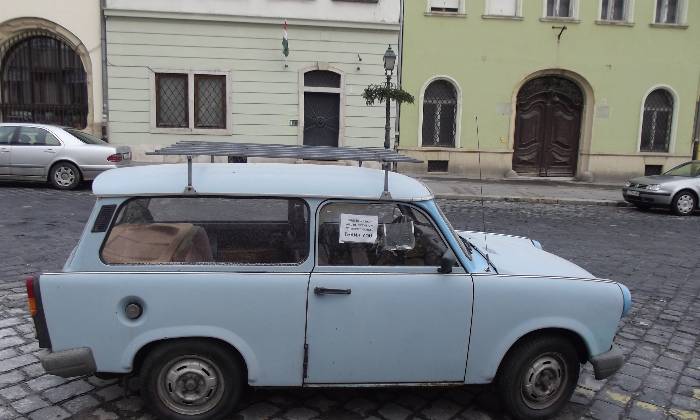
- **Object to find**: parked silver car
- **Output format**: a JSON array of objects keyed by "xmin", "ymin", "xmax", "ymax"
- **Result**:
[
  {"xmin": 0, "ymin": 123, "xmax": 131, "ymax": 190},
  {"xmin": 622, "ymin": 161, "xmax": 700, "ymax": 215}
]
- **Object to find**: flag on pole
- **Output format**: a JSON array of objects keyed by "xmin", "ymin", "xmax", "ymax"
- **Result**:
[{"xmin": 282, "ymin": 20, "xmax": 289, "ymax": 60}]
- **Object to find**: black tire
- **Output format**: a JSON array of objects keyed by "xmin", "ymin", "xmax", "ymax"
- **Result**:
[
  {"xmin": 140, "ymin": 340, "xmax": 243, "ymax": 420},
  {"xmin": 634, "ymin": 204, "xmax": 651, "ymax": 211},
  {"xmin": 49, "ymin": 162, "xmax": 81, "ymax": 190},
  {"xmin": 671, "ymin": 190, "xmax": 696, "ymax": 216},
  {"xmin": 496, "ymin": 335, "xmax": 580, "ymax": 420}
]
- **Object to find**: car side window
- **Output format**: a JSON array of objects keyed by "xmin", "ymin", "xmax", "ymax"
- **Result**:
[
  {"xmin": 14, "ymin": 127, "xmax": 61, "ymax": 146},
  {"xmin": 0, "ymin": 126, "xmax": 17, "ymax": 144},
  {"xmin": 317, "ymin": 202, "xmax": 448, "ymax": 267},
  {"xmin": 101, "ymin": 196, "xmax": 309, "ymax": 265}
]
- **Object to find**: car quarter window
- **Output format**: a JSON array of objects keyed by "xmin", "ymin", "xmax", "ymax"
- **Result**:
[
  {"xmin": 14, "ymin": 127, "xmax": 60, "ymax": 146},
  {"xmin": 101, "ymin": 197, "xmax": 309, "ymax": 265},
  {"xmin": 317, "ymin": 202, "xmax": 448, "ymax": 267}
]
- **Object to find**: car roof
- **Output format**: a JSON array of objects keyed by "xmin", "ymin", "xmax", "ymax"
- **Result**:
[{"xmin": 92, "ymin": 163, "xmax": 435, "ymax": 201}]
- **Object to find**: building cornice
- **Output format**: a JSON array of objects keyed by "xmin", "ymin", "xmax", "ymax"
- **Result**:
[{"xmin": 104, "ymin": 9, "xmax": 400, "ymax": 31}]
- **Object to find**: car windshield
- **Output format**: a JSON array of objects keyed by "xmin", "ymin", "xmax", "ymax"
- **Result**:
[
  {"xmin": 65, "ymin": 128, "xmax": 108, "ymax": 145},
  {"xmin": 663, "ymin": 162, "xmax": 700, "ymax": 177}
]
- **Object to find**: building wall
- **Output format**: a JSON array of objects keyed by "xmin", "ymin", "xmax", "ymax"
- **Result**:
[
  {"xmin": 399, "ymin": 0, "xmax": 700, "ymax": 181},
  {"xmin": 0, "ymin": 0, "xmax": 103, "ymax": 134},
  {"xmin": 104, "ymin": 2, "xmax": 400, "ymax": 160}
]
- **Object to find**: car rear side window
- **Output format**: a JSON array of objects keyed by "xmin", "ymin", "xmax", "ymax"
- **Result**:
[
  {"xmin": 101, "ymin": 197, "xmax": 309, "ymax": 265},
  {"xmin": 317, "ymin": 202, "xmax": 448, "ymax": 267}
]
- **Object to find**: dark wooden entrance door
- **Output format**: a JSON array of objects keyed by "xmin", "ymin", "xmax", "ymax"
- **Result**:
[
  {"xmin": 513, "ymin": 76, "xmax": 583, "ymax": 177},
  {"xmin": 303, "ymin": 92, "xmax": 340, "ymax": 147}
]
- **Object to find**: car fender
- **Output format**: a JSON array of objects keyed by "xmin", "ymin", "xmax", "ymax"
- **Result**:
[
  {"xmin": 121, "ymin": 325, "xmax": 261, "ymax": 383},
  {"xmin": 44, "ymin": 156, "xmax": 80, "ymax": 178}
]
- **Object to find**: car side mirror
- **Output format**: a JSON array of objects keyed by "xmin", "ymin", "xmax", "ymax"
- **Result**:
[{"xmin": 438, "ymin": 249, "xmax": 456, "ymax": 274}]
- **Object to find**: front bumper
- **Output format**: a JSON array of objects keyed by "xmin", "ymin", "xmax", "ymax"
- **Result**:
[
  {"xmin": 40, "ymin": 347, "xmax": 96, "ymax": 378},
  {"xmin": 622, "ymin": 188, "xmax": 672, "ymax": 206},
  {"xmin": 590, "ymin": 345, "xmax": 624, "ymax": 380}
]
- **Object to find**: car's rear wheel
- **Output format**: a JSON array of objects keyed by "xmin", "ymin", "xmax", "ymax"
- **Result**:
[
  {"xmin": 497, "ymin": 335, "xmax": 580, "ymax": 420},
  {"xmin": 49, "ymin": 162, "xmax": 81, "ymax": 190},
  {"xmin": 671, "ymin": 191, "xmax": 696, "ymax": 216},
  {"xmin": 141, "ymin": 340, "xmax": 243, "ymax": 420}
]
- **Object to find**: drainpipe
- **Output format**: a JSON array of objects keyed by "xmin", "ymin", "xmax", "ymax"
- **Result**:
[
  {"xmin": 100, "ymin": 0, "xmax": 109, "ymax": 141},
  {"xmin": 393, "ymin": 0, "xmax": 405, "ymax": 169}
]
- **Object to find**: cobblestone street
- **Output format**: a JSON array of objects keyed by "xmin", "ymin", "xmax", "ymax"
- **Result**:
[{"xmin": 0, "ymin": 183, "xmax": 698, "ymax": 420}]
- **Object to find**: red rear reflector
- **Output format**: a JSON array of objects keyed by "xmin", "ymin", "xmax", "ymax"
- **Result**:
[
  {"xmin": 25, "ymin": 276, "xmax": 37, "ymax": 317},
  {"xmin": 107, "ymin": 154, "xmax": 123, "ymax": 163}
]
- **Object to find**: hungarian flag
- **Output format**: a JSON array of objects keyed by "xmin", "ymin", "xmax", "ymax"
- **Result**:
[{"xmin": 282, "ymin": 20, "xmax": 289, "ymax": 58}]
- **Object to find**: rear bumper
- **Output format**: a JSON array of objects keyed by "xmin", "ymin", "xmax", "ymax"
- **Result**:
[
  {"xmin": 40, "ymin": 347, "xmax": 96, "ymax": 378},
  {"xmin": 79, "ymin": 164, "xmax": 125, "ymax": 181},
  {"xmin": 590, "ymin": 345, "xmax": 624, "ymax": 380},
  {"xmin": 622, "ymin": 189, "xmax": 672, "ymax": 206}
]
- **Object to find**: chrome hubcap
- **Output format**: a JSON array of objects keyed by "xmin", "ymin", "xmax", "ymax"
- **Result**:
[
  {"xmin": 157, "ymin": 356, "xmax": 224, "ymax": 416},
  {"xmin": 54, "ymin": 166, "xmax": 75, "ymax": 187},
  {"xmin": 677, "ymin": 195, "xmax": 695, "ymax": 214},
  {"xmin": 522, "ymin": 354, "xmax": 567, "ymax": 410}
]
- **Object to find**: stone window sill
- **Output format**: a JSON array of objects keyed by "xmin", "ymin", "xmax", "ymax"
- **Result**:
[
  {"xmin": 539, "ymin": 17, "xmax": 580, "ymax": 24},
  {"xmin": 649, "ymin": 23, "xmax": 688, "ymax": 29},
  {"xmin": 424, "ymin": 11, "xmax": 467, "ymax": 18},
  {"xmin": 595, "ymin": 19, "xmax": 634, "ymax": 27},
  {"xmin": 481, "ymin": 14, "xmax": 523, "ymax": 21}
]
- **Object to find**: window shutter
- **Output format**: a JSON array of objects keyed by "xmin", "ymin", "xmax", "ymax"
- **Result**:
[{"xmin": 487, "ymin": 0, "xmax": 517, "ymax": 16}]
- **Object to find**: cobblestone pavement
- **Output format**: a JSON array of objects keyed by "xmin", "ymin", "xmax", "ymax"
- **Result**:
[{"xmin": 0, "ymin": 182, "xmax": 698, "ymax": 420}]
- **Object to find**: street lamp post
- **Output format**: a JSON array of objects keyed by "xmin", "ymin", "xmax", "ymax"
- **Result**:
[{"xmin": 382, "ymin": 45, "xmax": 397, "ymax": 151}]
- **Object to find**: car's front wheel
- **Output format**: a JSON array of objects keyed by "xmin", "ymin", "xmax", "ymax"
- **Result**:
[
  {"xmin": 141, "ymin": 340, "xmax": 244, "ymax": 420},
  {"xmin": 497, "ymin": 335, "xmax": 580, "ymax": 420},
  {"xmin": 49, "ymin": 162, "xmax": 81, "ymax": 190},
  {"xmin": 671, "ymin": 191, "xmax": 696, "ymax": 216}
]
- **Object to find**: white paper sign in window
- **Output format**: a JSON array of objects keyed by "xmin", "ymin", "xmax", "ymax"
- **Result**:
[{"xmin": 339, "ymin": 214, "xmax": 378, "ymax": 244}]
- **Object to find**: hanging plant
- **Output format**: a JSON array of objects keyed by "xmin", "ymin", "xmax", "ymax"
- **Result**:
[{"xmin": 362, "ymin": 84, "xmax": 415, "ymax": 106}]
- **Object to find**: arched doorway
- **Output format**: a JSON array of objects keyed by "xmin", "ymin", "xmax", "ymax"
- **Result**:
[
  {"xmin": 302, "ymin": 69, "xmax": 342, "ymax": 147},
  {"xmin": 512, "ymin": 76, "xmax": 583, "ymax": 177},
  {"xmin": 1, "ymin": 35, "xmax": 88, "ymax": 128}
]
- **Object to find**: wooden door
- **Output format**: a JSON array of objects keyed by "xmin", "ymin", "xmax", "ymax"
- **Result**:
[
  {"xmin": 303, "ymin": 92, "xmax": 340, "ymax": 147},
  {"xmin": 513, "ymin": 77, "xmax": 583, "ymax": 177}
]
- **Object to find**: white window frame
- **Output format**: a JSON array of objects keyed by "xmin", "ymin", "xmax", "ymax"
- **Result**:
[
  {"xmin": 418, "ymin": 75, "xmax": 462, "ymax": 149},
  {"xmin": 426, "ymin": 0, "xmax": 466, "ymax": 15},
  {"xmin": 542, "ymin": 0, "xmax": 580, "ymax": 20},
  {"xmin": 636, "ymin": 85, "xmax": 680, "ymax": 154},
  {"xmin": 297, "ymin": 64, "xmax": 346, "ymax": 147},
  {"xmin": 149, "ymin": 69, "xmax": 232, "ymax": 135},
  {"xmin": 653, "ymin": 0, "xmax": 688, "ymax": 25},
  {"xmin": 597, "ymin": 0, "xmax": 635, "ymax": 23},
  {"xmin": 483, "ymin": 0, "xmax": 523, "ymax": 18}
]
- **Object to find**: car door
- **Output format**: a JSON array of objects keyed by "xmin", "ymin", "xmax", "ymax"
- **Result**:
[
  {"xmin": 10, "ymin": 126, "xmax": 63, "ymax": 177},
  {"xmin": 305, "ymin": 201, "xmax": 473, "ymax": 384},
  {"xmin": 0, "ymin": 126, "xmax": 17, "ymax": 176}
]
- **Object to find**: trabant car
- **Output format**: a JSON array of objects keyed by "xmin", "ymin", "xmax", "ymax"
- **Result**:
[{"xmin": 27, "ymin": 163, "xmax": 631, "ymax": 420}]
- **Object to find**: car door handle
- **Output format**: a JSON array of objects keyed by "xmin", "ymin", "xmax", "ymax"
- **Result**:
[
  {"xmin": 43, "ymin": 149, "xmax": 56, "ymax": 153},
  {"xmin": 314, "ymin": 287, "xmax": 352, "ymax": 296}
]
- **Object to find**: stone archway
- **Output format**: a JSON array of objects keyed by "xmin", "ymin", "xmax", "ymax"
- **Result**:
[{"xmin": 0, "ymin": 18, "xmax": 94, "ymax": 130}]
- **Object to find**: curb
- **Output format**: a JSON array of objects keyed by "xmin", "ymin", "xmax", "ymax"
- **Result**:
[{"xmin": 434, "ymin": 193, "xmax": 632, "ymax": 207}]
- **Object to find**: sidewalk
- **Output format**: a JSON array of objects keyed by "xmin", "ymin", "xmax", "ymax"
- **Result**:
[{"xmin": 416, "ymin": 175, "xmax": 627, "ymax": 206}]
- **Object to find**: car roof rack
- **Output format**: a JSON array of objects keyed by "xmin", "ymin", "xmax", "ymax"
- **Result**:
[{"xmin": 147, "ymin": 141, "xmax": 423, "ymax": 198}]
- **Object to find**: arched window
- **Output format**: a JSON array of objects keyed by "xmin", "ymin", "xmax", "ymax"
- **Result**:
[
  {"xmin": 1, "ymin": 36, "xmax": 87, "ymax": 128},
  {"xmin": 640, "ymin": 88, "xmax": 674, "ymax": 152},
  {"xmin": 422, "ymin": 79, "xmax": 458, "ymax": 147}
]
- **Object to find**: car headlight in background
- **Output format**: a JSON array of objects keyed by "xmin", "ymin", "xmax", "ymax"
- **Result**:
[
  {"xmin": 646, "ymin": 184, "xmax": 662, "ymax": 191},
  {"xmin": 624, "ymin": 181, "xmax": 632, "ymax": 188}
]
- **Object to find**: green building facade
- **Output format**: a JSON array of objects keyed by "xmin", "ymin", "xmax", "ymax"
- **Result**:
[{"xmin": 398, "ymin": 0, "xmax": 700, "ymax": 181}]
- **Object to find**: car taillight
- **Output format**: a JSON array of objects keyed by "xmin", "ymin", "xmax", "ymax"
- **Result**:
[
  {"xmin": 25, "ymin": 275, "xmax": 37, "ymax": 317},
  {"xmin": 107, "ymin": 154, "xmax": 123, "ymax": 163}
]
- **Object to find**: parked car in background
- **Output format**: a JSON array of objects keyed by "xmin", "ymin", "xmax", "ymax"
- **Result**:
[
  {"xmin": 28, "ymin": 162, "xmax": 631, "ymax": 420},
  {"xmin": 622, "ymin": 161, "xmax": 700, "ymax": 216},
  {"xmin": 0, "ymin": 123, "xmax": 131, "ymax": 190}
]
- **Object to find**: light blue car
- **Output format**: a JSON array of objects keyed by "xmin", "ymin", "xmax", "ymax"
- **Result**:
[{"xmin": 27, "ymin": 163, "xmax": 631, "ymax": 420}]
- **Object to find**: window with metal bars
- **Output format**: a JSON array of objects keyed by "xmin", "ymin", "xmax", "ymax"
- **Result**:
[
  {"xmin": 195, "ymin": 75, "xmax": 226, "ymax": 129},
  {"xmin": 640, "ymin": 89, "xmax": 674, "ymax": 153},
  {"xmin": 156, "ymin": 73, "xmax": 188, "ymax": 128},
  {"xmin": 422, "ymin": 80, "xmax": 457, "ymax": 148},
  {"xmin": 601, "ymin": 0, "xmax": 628, "ymax": 21}
]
